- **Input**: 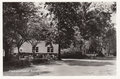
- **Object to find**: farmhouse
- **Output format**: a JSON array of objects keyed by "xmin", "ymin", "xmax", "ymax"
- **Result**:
[{"xmin": 13, "ymin": 41, "xmax": 58, "ymax": 59}]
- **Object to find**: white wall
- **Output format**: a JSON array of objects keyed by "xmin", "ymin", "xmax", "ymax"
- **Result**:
[
  {"xmin": 13, "ymin": 41, "xmax": 58, "ymax": 54},
  {"xmin": 52, "ymin": 44, "xmax": 58, "ymax": 53},
  {"xmin": 13, "ymin": 42, "xmax": 32, "ymax": 53},
  {"xmin": 36, "ymin": 41, "xmax": 47, "ymax": 53},
  {"xmin": 35, "ymin": 41, "xmax": 58, "ymax": 53}
]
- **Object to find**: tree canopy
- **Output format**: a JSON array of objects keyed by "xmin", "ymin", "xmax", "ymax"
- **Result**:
[
  {"xmin": 45, "ymin": 2, "xmax": 116, "ymax": 57},
  {"xmin": 3, "ymin": 2, "xmax": 37, "ymax": 60}
]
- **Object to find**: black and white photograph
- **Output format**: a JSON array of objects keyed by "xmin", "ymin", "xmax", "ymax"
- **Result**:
[{"xmin": 2, "ymin": 1, "xmax": 117, "ymax": 76}]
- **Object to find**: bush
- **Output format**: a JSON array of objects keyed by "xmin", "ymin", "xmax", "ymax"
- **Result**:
[
  {"xmin": 3, "ymin": 57, "xmax": 31, "ymax": 71},
  {"xmin": 32, "ymin": 58, "xmax": 49, "ymax": 64},
  {"xmin": 61, "ymin": 52, "xmax": 88, "ymax": 59},
  {"xmin": 11, "ymin": 60, "xmax": 31, "ymax": 67},
  {"xmin": 4, "ymin": 57, "xmax": 31, "ymax": 67}
]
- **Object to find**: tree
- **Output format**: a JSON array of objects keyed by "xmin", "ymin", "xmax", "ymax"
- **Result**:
[
  {"xmin": 14, "ymin": 33, "xmax": 26, "ymax": 56},
  {"xmin": 111, "ymin": 2, "xmax": 116, "ymax": 13},
  {"xmin": 78, "ymin": 2, "xmax": 116, "ymax": 56},
  {"xmin": 3, "ymin": 2, "xmax": 36, "ymax": 60},
  {"xmin": 103, "ymin": 25, "xmax": 116, "ymax": 56},
  {"xmin": 3, "ymin": 2, "xmax": 56, "ymax": 59},
  {"xmin": 29, "ymin": 39, "xmax": 39, "ymax": 58},
  {"xmin": 45, "ymin": 2, "xmax": 116, "ymax": 59},
  {"xmin": 45, "ymin": 2, "xmax": 82, "ymax": 60},
  {"xmin": 26, "ymin": 11, "xmax": 54, "ymax": 58}
]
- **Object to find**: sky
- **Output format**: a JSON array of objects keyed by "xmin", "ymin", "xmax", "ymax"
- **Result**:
[{"xmin": 111, "ymin": 12, "xmax": 116, "ymax": 24}]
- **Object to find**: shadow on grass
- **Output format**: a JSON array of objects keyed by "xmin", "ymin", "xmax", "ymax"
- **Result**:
[
  {"xmin": 3, "ymin": 70, "xmax": 51, "ymax": 76},
  {"xmin": 63, "ymin": 60, "xmax": 114, "ymax": 66},
  {"xmin": 40, "ymin": 71, "xmax": 51, "ymax": 74},
  {"xmin": 3, "ymin": 65, "xmax": 33, "ymax": 72}
]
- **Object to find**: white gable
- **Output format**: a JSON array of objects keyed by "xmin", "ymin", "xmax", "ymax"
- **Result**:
[
  {"xmin": 13, "ymin": 42, "xmax": 32, "ymax": 53},
  {"xmin": 36, "ymin": 41, "xmax": 58, "ymax": 53},
  {"xmin": 13, "ymin": 41, "xmax": 58, "ymax": 54}
]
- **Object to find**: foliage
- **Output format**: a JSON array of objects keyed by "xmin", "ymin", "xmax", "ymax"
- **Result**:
[
  {"xmin": 103, "ymin": 26, "xmax": 116, "ymax": 56},
  {"xmin": 45, "ymin": 2, "xmax": 82, "ymax": 48},
  {"xmin": 3, "ymin": 2, "xmax": 37, "ymax": 60},
  {"xmin": 46, "ymin": 2, "xmax": 116, "ymax": 58}
]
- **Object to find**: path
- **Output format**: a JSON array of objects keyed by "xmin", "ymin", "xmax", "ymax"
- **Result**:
[{"xmin": 3, "ymin": 59, "xmax": 116, "ymax": 76}]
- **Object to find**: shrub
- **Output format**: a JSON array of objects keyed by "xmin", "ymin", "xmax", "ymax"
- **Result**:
[
  {"xmin": 32, "ymin": 58, "xmax": 49, "ymax": 64},
  {"xmin": 61, "ymin": 52, "xmax": 88, "ymax": 59},
  {"xmin": 4, "ymin": 57, "xmax": 31, "ymax": 67}
]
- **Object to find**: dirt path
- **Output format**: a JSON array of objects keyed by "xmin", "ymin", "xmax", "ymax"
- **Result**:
[{"xmin": 3, "ymin": 59, "xmax": 116, "ymax": 76}]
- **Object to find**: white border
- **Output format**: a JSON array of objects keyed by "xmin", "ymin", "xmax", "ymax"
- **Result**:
[{"xmin": 0, "ymin": 0, "xmax": 119, "ymax": 79}]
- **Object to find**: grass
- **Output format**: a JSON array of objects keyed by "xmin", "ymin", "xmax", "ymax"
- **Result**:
[{"xmin": 63, "ymin": 59, "xmax": 115, "ymax": 66}]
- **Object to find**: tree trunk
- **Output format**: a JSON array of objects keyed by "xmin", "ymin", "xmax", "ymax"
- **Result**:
[
  {"xmin": 17, "ymin": 47, "xmax": 20, "ymax": 60},
  {"xmin": 58, "ymin": 25, "xmax": 61, "ymax": 60},
  {"xmin": 58, "ymin": 43, "xmax": 61, "ymax": 60},
  {"xmin": 32, "ymin": 46, "xmax": 36, "ymax": 59},
  {"xmin": 4, "ymin": 47, "xmax": 10, "ymax": 61}
]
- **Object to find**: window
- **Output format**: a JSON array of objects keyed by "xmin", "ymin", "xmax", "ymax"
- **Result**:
[
  {"xmin": 47, "ymin": 47, "xmax": 54, "ymax": 53},
  {"xmin": 47, "ymin": 47, "xmax": 51, "ymax": 52},
  {"xmin": 36, "ymin": 47, "xmax": 38, "ymax": 52},
  {"xmin": 19, "ymin": 49, "xmax": 22, "ymax": 52},
  {"xmin": 51, "ymin": 48, "xmax": 53, "ymax": 52},
  {"xmin": 32, "ymin": 47, "xmax": 35, "ymax": 50}
]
